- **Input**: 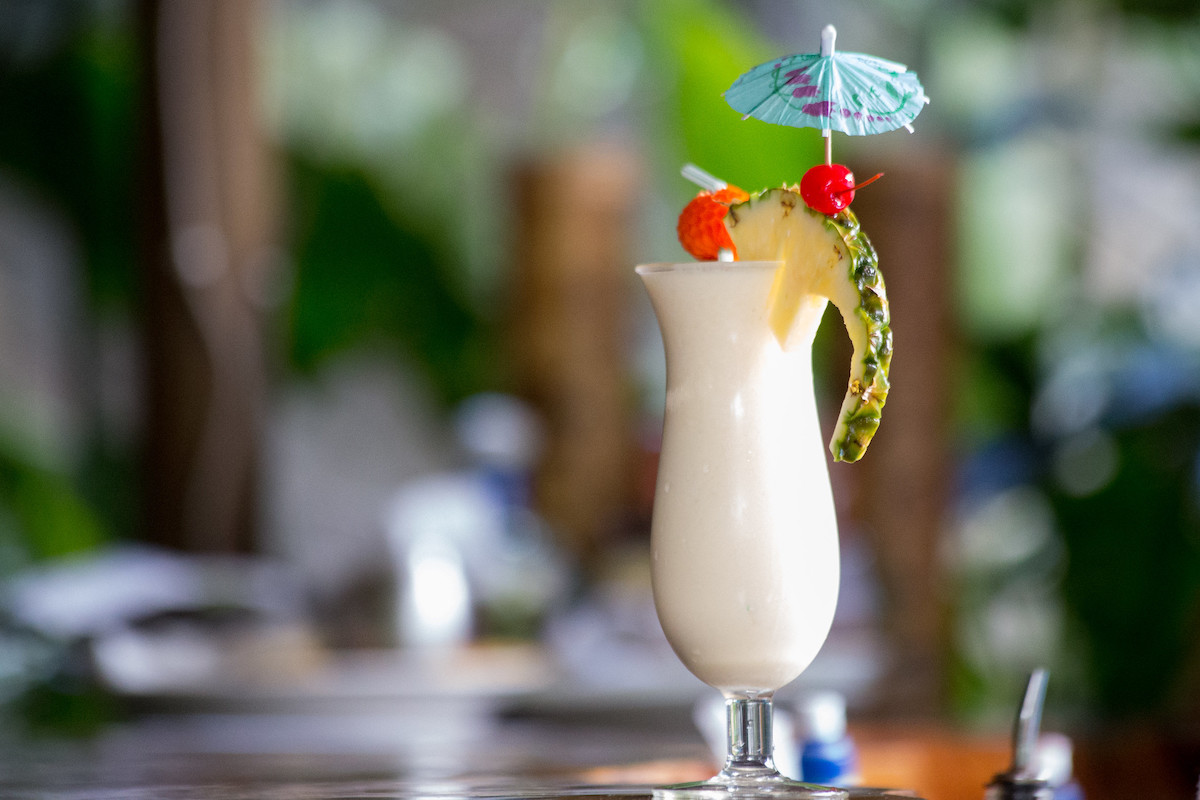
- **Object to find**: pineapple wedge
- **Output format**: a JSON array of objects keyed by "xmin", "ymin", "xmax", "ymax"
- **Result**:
[{"xmin": 725, "ymin": 187, "xmax": 891, "ymax": 462}]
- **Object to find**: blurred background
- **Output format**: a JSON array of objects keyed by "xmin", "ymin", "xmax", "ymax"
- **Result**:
[{"xmin": 1, "ymin": 0, "xmax": 1199, "ymax": 797}]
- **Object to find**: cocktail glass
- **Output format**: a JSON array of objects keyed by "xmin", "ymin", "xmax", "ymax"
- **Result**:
[{"xmin": 638, "ymin": 260, "xmax": 845, "ymax": 800}]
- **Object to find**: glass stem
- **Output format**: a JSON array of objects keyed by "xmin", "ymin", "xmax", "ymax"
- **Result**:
[{"xmin": 721, "ymin": 696, "xmax": 778, "ymax": 778}]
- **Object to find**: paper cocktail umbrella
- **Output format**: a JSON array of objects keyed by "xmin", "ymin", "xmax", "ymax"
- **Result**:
[{"xmin": 724, "ymin": 24, "xmax": 929, "ymax": 164}]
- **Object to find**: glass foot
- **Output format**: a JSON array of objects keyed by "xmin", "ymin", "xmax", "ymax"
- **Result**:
[
  {"xmin": 653, "ymin": 775, "xmax": 921, "ymax": 800},
  {"xmin": 653, "ymin": 772, "xmax": 847, "ymax": 800}
]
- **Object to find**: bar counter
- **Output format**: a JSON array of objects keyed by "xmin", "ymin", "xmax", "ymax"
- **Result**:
[{"xmin": 0, "ymin": 644, "xmax": 1193, "ymax": 799}]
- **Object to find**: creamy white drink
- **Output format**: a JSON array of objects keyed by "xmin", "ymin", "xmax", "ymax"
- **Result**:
[{"xmin": 639, "ymin": 261, "xmax": 840, "ymax": 696}]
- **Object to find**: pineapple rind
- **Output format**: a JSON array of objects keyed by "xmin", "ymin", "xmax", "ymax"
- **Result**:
[
  {"xmin": 725, "ymin": 189, "xmax": 891, "ymax": 463},
  {"xmin": 824, "ymin": 208, "xmax": 891, "ymax": 462}
]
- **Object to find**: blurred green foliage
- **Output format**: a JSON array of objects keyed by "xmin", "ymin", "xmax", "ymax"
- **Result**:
[
  {"xmin": 637, "ymin": 0, "xmax": 824, "ymax": 203},
  {"xmin": 0, "ymin": 3, "xmax": 139, "ymax": 311},
  {"xmin": 0, "ymin": 5, "xmax": 132, "ymax": 567},
  {"xmin": 1049, "ymin": 404, "xmax": 1200, "ymax": 717},
  {"xmin": 974, "ymin": 0, "xmax": 1200, "ymax": 27},
  {"xmin": 934, "ymin": 0, "xmax": 1200, "ymax": 723},
  {"xmin": 955, "ymin": 336, "xmax": 1039, "ymax": 447},
  {"xmin": 284, "ymin": 157, "xmax": 495, "ymax": 404},
  {"xmin": 0, "ymin": 448, "xmax": 106, "ymax": 565}
]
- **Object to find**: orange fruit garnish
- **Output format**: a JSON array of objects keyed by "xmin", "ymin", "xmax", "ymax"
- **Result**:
[{"xmin": 676, "ymin": 185, "xmax": 750, "ymax": 260}]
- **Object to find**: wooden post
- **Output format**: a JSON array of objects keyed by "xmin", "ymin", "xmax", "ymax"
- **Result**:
[
  {"xmin": 137, "ymin": 0, "xmax": 278, "ymax": 552},
  {"xmin": 508, "ymin": 146, "xmax": 639, "ymax": 569},
  {"xmin": 833, "ymin": 146, "xmax": 956, "ymax": 715}
]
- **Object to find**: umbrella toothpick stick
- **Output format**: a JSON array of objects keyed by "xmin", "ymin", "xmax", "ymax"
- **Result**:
[{"xmin": 821, "ymin": 25, "xmax": 836, "ymax": 166}]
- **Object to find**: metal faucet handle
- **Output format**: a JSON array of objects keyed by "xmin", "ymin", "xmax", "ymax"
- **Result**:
[
  {"xmin": 984, "ymin": 669, "xmax": 1055, "ymax": 800},
  {"xmin": 1012, "ymin": 668, "xmax": 1049, "ymax": 777}
]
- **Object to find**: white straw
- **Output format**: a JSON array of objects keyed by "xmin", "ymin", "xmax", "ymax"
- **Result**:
[{"xmin": 681, "ymin": 163, "xmax": 727, "ymax": 192}]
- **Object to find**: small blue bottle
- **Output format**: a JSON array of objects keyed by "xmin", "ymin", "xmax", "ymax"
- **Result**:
[{"xmin": 794, "ymin": 691, "xmax": 860, "ymax": 786}]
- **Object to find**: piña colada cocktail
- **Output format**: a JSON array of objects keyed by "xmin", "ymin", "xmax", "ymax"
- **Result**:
[
  {"xmin": 640, "ymin": 182, "xmax": 891, "ymax": 799},
  {"xmin": 640, "ymin": 259, "xmax": 840, "ymax": 695}
]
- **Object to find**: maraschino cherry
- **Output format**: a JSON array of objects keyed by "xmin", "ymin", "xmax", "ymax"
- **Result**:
[{"xmin": 800, "ymin": 163, "xmax": 883, "ymax": 216}]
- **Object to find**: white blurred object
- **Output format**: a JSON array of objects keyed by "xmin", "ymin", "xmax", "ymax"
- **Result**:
[
  {"xmin": 3, "ymin": 545, "xmax": 298, "ymax": 640},
  {"xmin": 792, "ymin": 690, "xmax": 860, "ymax": 786},
  {"xmin": 262, "ymin": 354, "xmax": 457, "ymax": 602},
  {"xmin": 384, "ymin": 474, "xmax": 493, "ymax": 648},
  {"xmin": 692, "ymin": 690, "xmax": 725, "ymax": 766},
  {"xmin": 1035, "ymin": 732, "xmax": 1084, "ymax": 799},
  {"xmin": 454, "ymin": 391, "xmax": 544, "ymax": 471},
  {"xmin": 401, "ymin": 534, "xmax": 473, "ymax": 649},
  {"xmin": 0, "ymin": 177, "xmax": 89, "ymax": 473},
  {"xmin": 384, "ymin": 393, "xmax": 567, "ymax": 649},
  {"xmin": 1034, "ymin": 732, "xmax": 1073, "ymax": 785},
  {"xmin": 2, "ymin": 545, "xmax": 319, "ymax": 698},
  {"xmin": 794, "ymin": 690, "xmax": 848, "ymax": 743},
  {"xmin": 5, "ymin": 548, "xmax": 198, "ymax": 640}
]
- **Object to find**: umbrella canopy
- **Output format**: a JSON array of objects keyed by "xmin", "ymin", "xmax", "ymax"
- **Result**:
[{"xmin": 725, "ymin": 25, "xmax": 928, "ymax": 138}]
